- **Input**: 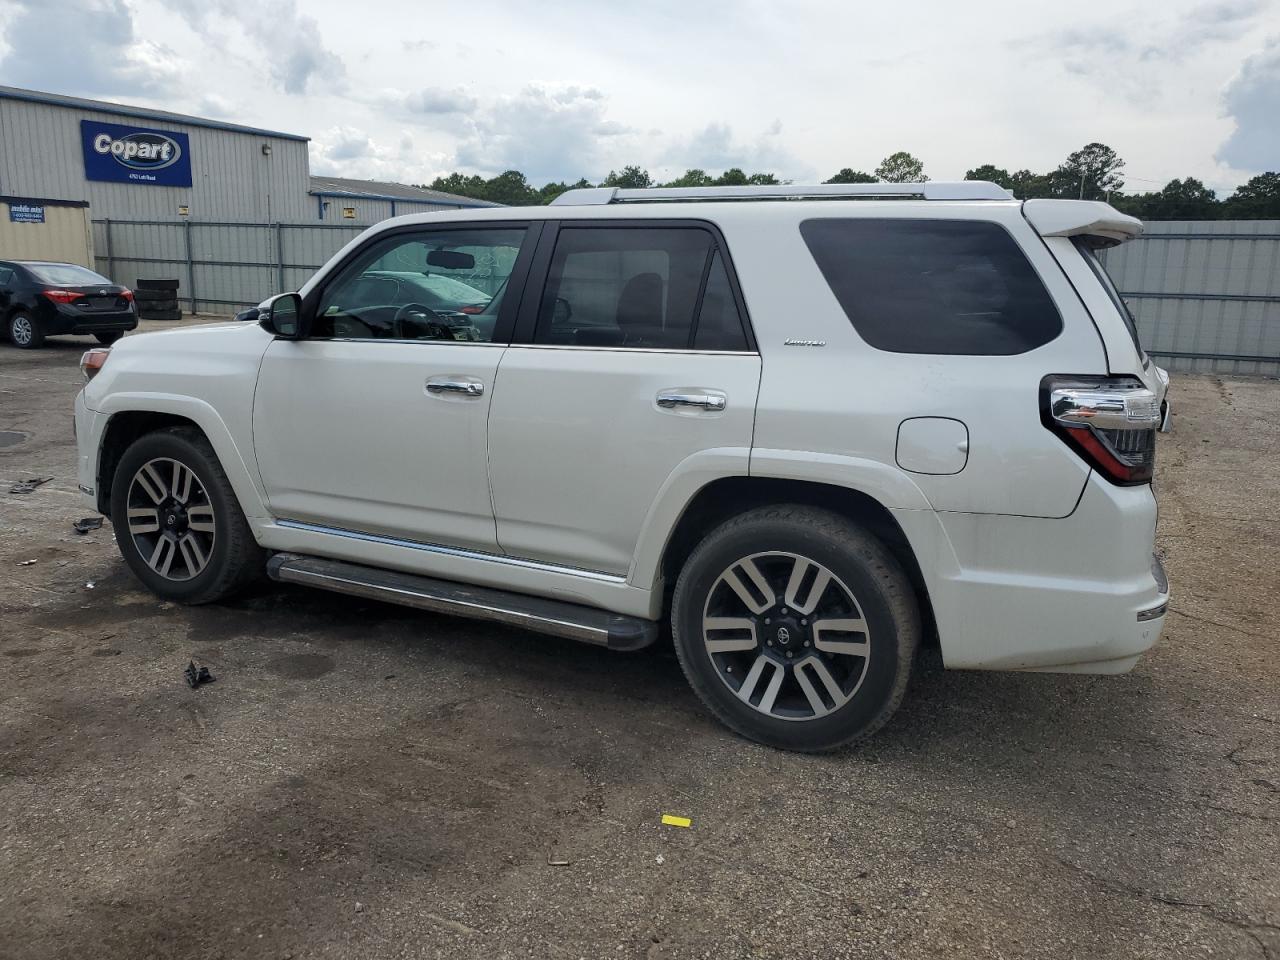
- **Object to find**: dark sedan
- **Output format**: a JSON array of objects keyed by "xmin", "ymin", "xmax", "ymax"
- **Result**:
[{"xmin": 0, "ymin": 260, "xmax": 137, "ymax": 349}]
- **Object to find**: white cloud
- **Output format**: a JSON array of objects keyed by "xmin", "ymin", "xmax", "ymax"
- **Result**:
[
  {"xmin": 0, "ymin": 0, "xmax": 181, "ymax": 98},
  {"xmin": 659, "ymin": 121, "xmax": 806, "ymax": 179},
  {"xmin": 1217, "ymin": 36, "xmax": 1280, "ymax": 172}
]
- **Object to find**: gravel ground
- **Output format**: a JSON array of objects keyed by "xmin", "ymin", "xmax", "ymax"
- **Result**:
[{"xmin": 1, "ymin": 325, "xmax": 1277, "ymax": 960}]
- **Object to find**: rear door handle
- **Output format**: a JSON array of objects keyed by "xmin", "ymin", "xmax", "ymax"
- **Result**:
[
  {"xmin": 656, "ymin": 390, "xmax": 727, "ymax": 411},
  {"xmin": 426, "ymin": 375, "xmax": 484, "ymax": 397}
]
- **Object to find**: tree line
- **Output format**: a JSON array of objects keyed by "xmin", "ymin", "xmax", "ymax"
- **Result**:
[{"xmin": 424, "ymin": 143, "xmax": 1280, "ymax": 219}]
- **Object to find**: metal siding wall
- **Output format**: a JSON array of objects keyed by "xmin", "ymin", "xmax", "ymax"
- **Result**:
[
  {"xmin": 0, "ymin": 97, "xmax": 311, "ymax": 223},
  {"xmin": 0, "ymin": 202, "xmax": 93, "ymax": 265},
  {"xmin": 1102, "ymin": 220, "xmax": 1280, "ymax": 376}
]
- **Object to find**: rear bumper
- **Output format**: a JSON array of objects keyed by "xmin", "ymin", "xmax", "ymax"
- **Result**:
[
  {"xmin": 894, "ymin": 474, "xmax": 1168, "ymax": 673},
  {"xmin": 47, "ymin": 303, "xmax": 138, "ymax": 335}
]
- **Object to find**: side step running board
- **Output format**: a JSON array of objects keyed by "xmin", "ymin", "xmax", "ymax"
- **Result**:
[{"xmin": 266, "ymin": 553, "xmax": 658, "ymax": 651}]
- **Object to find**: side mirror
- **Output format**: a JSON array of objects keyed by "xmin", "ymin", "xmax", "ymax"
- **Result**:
[{"xmin": 259, "ymin": 293, "xmax": 305, "ymax": 338}]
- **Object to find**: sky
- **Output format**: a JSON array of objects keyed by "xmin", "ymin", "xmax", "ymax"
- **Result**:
[{"xmin": 0, "ymin": 0, "xmax": 1277, "ymax": 196}]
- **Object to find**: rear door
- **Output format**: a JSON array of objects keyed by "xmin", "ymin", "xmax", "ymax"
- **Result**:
[{"xmin": 487, "ymin": 221, "xmax": 760, "ymax": 575}]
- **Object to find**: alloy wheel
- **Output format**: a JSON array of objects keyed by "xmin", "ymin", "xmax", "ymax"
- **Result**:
[
  {"xmin": 701, "ymin": 551, "xmax": 872, "ymax": 721},
  {"xmin": 125, "ymin": 458, "xmax": 217, "ymax": 581},
  {"xmin": 11, "ymin": 316, "xmax": 33, "ymax": 346}
]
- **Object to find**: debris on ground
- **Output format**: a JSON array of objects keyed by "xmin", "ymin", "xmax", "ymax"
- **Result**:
[
  {"xmin": 84, "ymin": 581, "xmax": 96, "ymax": 590},
  {"xmin": 9, "ymin": 476, "xmax": 53, "ymax": 494},
  {"xmin": 661, "ymin": 814, "xmax": 692, "ymax": 828},
  {"xmin": 547, "ymin": 851, "xmax": 570, "ymax": 866},
  {"xmin": 16, "ymin": 559, "xmax": 37, "ymax": 566},
  {"xmin": 72, "ymin": 517, "xmax": 104, "ymax": 534},
  {"xmin": 184, "ymin": 660, "xmax": 215, "ymax": 688}
]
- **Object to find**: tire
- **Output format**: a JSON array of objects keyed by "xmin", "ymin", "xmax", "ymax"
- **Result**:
[
  {"xmin": 671, "ymin": 505, "xmax": 920, "ymax": 752},
  {"xmin": 134, "ymin": 290, "xmax": 175, "ymax": 303},
  {"xmin": 109, "ymin": 427, "xmax": 263, "ymax": 604},
  {"xmin": 136, "ymin": 278, "xmax": 180, "ymax": 291},
  {"xmin": 139, "ymin": 308, "xmax": 182, "ymax": 322},
  {"xmin": 95, "ymin": 331, "xmax": 124, "ymax": 345},
  {"xmin": 8, "ymin": 310, "xmax": 44, "ymax": 349}
]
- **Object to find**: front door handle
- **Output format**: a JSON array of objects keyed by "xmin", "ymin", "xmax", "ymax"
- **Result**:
[
  {"xmin": 656, "ymin": 390, "xmax": 727, "ymax": 412},
  {"xmin": 426, "ymin": 376, "xmax": 484, "ymax": 397}
]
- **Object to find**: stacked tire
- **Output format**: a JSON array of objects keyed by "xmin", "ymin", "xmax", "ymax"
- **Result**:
[{"xmin": 135, "ymin": 278, "xmax": 182, "ymax": 321}]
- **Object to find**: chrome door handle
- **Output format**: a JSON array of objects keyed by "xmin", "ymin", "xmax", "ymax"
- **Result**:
[
  {"xmin": 426, "ymin": 376, "xmax": 484, "ymax": 397},
  {"xmin": 657, "ymin": 391, "xmax": 727, "ymax": 411}
]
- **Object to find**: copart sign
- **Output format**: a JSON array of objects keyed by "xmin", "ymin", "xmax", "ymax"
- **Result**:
[{"xmin": 81, "ymin": 120, "xmax": 193, "ymax": 187}]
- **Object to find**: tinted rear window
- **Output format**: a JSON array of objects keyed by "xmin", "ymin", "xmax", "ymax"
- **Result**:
[
  {"xmin": 800, "ymin": 219, "xmax": 1062, "ymax": 355},
  {"xmin": 25, "ymin": 263, "xmax": 112, "ymax": 286}
]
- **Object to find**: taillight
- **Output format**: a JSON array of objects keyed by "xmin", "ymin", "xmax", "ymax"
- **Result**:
[
  {"xmin": 44, "ymin": 289, "xmax": 84, "ymax": 304},
  {"xmin": 80, "ymin": 348, "xmax": 111, "ymax": 381},
  {"xmin": 121, "ymin": 289, "xmax": 135, "ymax": 303},
  {"xmin": 1042, "ymin": 375, "xmax": 1160, "ymax": 485}
]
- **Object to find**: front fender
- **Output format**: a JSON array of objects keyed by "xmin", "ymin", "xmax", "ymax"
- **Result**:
[{"xmin": 93, "ymin": 392, "xmax": 270, "ymax": 521}]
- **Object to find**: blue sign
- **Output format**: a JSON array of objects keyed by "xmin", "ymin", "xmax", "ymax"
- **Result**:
[
  {"xmin": 9, "ymin": 203, "xmax": 45, "ymax": 223},
  {"xmin": 81, "ymin": 120, "xmax": 192, "ymax": 187}
]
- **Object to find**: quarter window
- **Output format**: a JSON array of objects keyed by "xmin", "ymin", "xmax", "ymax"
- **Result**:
[
  {"xmin": 800, "ymin": 218, "xmax": 1063, "ymax": 355},
  {"xmin": 314, "ymin": 227, "xmax": 526, "ymax": 342},
  {"xmin": 534, "ymin": 226, "xmax": 750, "ymax": 350}
]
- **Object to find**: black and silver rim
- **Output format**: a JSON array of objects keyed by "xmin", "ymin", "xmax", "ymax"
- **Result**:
[
  {"xmin": 702, "ymin": 552, "xmax": 871, "ymax": 721},
  {"xmin": 126, "ymin": 458, "xmax": 216, "ymax": 581},
  {"xmin": 11, "ymin": 315, "xmax": 33, "ymax": 346}
]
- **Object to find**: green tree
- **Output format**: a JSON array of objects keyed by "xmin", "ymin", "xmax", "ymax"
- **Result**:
[
  {"xmin": 536, "ymin": 177, "xmax": 593, "ymax": 204},
  {"xmin": 428, "ymin": 172, "xmax": 488, "ymax": 200},
  {"xmin": 1008, "ymin": 169, "xmax": 1055, "ymax": 199},
  {"xmin": 825, "ymin": 168, "xmax": 878, "ymax": 184},
  {"xmin": 875, "ymin": 151, "xmax": 927, "ymax": 183},
  {"xmin": 964, "ymin": 164, "xmax": 1014, "ymax": 190},
  {"xmin": 1050, "ymin": 142, "xmax": 1125, "ymax": 200},
  {"xmin": 1223, "ymin": 172, "xmax": 1280, "ymax": 219},
  {"xmin": 480, "ymin": 170, "xmax": 538, "ymax": 206},
  {"xmin": 1114, "ymin": 178, "xmax": 1218, "ymax": 220},
  {"xmin": 713, "ymin": 167, "xmax": 750, "ymax": 186},
  {"xmin": 664, "ymin": 169, "xmax": 715, "ymax": 187},
  {"xmin": 746, "ymin": 172, "xmax": 780, "ymax": 185},
  {"xmin": 602, "ymin": 165, "xmax": 653, "ymax": 189}
]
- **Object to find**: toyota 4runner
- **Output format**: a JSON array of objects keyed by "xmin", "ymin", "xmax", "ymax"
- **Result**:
[{"xmin": 74, "ymin": 181, "xmax": 1170, "ymax": 751}]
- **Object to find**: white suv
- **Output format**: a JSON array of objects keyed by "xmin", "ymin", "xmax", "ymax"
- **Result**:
[{"xmin": 74, "ymin": 182, "xmax": 1170, "ymax": 751}]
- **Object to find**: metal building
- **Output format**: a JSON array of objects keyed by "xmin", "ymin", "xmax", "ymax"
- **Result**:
[{"xmin": 0, "ymin": 85, "xmax": 494, "ymax": 303}]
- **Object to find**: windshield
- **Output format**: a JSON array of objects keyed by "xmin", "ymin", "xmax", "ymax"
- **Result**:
[
  {"xmin": 26, "ymin": 263, "xmax": 113, "ymax": 286},
  {"xmin": 1072, "ymin": 239, "xmax": 1146, "ymax": 361}
]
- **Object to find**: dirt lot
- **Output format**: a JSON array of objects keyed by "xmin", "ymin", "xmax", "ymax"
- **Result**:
[{"xmin": 1, "ymin": 324, "xmax": 1277, "ymax": 960}]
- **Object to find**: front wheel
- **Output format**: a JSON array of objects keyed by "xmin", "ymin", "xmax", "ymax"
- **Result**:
[
  {"xmin": 671, "ymin": 505, "xmax": 920, "ymax": 752},
  {"xmin": 110, "ymin": 427, "xmax": 263, "ymax": 604}
]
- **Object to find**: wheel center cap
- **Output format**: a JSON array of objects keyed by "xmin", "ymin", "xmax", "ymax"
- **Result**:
[{"xmin": 775, "ymin": 625, "xmax": 792, "ymax": 645}]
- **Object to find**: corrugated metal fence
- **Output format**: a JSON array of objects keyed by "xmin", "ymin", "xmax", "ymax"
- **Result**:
[
  {"xmin": 94, "ymin": 216, "xmax": 1280, "ymax": 375},
  {"xmin": 1101, "ymin": 220, "xmax": 1280, "ymax": 376},
  {"xmin": 92, "ymin": 218, "xmax": 366, "ymax": 314}
]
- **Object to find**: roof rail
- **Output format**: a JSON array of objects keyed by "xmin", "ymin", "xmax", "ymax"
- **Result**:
[{"xmin": 550, "ymin": 181, "xmax": 1013, "ymax": 206}]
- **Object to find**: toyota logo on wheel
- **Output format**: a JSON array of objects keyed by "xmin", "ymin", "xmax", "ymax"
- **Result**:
[{"xmin": 776, "ymin": 626, "xmax": 791, "ymax": 643}]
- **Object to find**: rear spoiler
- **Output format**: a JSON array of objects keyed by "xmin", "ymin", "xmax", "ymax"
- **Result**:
[{"xmin": 1022, "ymin": 199, "xmax": 1143, "ymax": 247}]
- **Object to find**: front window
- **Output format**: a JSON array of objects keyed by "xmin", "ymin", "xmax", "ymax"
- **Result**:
[{"xmin": 314, "ymin": 228, "xmax": 526, "ymax": 342}]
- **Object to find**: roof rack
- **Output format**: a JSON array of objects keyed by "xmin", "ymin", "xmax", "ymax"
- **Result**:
[{"xmin": 550, "ymin": 181, "xmax": 1013, "ymax": 206}]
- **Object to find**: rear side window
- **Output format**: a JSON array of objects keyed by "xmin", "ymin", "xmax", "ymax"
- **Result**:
[
  {"xmin": 534, "ymin": 226, "xmax": 750, "ymax": 350},
  {"xmin": 1073, "ymin": 237, "xmax": 1146, "ymax": 360},
  {"xmin": 800, "ymin": 219, "xmax": 1063, "ymax": 355}
]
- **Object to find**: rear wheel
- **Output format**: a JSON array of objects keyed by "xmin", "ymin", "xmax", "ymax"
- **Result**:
[
  {"xmin": 671, "ymin": 505, "xmax": 919, "ymax": 752},
  {"xmin": 8, "ymin": 310, "xmax": 44, "ymax": 349},
  {"xmin": 94, "ymin": 331, "xmax": 123, "ymax": 345},
  {"xmin": 110, "ymin": 427, "xmax": 262, "ymax": 604}
]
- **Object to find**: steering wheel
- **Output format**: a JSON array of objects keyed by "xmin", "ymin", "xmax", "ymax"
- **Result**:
[{"xmin": 392, "ymin": 302, "xmax": 443, "ymax": 339}]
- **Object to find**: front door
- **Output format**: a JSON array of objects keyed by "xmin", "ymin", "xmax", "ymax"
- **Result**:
[
  {"xmin": 488, "ymin": 223, "xmax": 761, "ymax": 575},
  {"xmin": 253, "ymin": 223, "xmax": 534, "ymax": 552}
]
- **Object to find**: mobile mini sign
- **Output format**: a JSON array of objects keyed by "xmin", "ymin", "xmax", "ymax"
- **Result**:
[{"xmin": 81, "ymin": 120, "xmax": 193, "ymax": 187}]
